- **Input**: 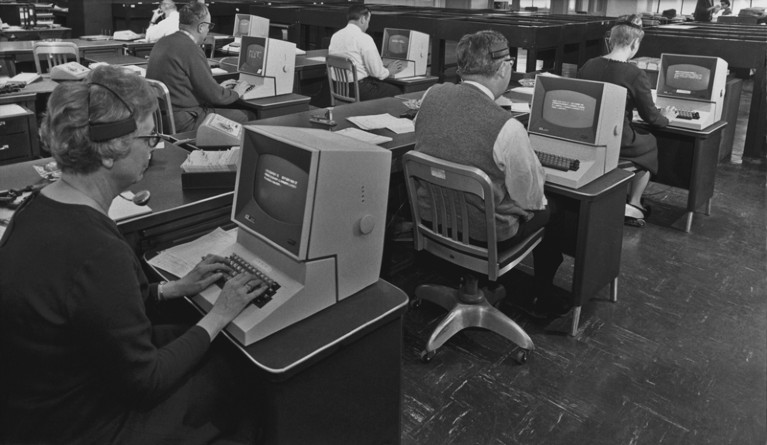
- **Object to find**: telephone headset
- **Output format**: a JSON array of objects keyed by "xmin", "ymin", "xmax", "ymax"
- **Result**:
[{"xmin": 88, "ymin": 81, "xmax": 152, "ymax": 205}]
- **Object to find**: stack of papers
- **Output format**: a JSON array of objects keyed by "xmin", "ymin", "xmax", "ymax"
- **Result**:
[
  {"xmin": 347, "ymin": 113, "xmax": 414, "ymax": 134},
  {"xmin": 147, "ymin": 227, "xmax": 237, "ymax": 277},
  {"xmin": 181, "ymin": 148, "xmax": 240, "ymax": 172},
  {"xmin": 333, "ymin": 127, "xmax": 392, "ymax": 145}
]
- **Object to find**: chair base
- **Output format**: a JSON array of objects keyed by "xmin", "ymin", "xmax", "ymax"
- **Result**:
[{"xmin": 415, "ymin": 281, "xmax": 535, "ymax": 360}]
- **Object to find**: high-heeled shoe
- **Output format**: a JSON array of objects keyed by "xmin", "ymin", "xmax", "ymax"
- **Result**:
[{"xmin": 625, "ymin": 203, "xmax": 648, "ymax": 227}]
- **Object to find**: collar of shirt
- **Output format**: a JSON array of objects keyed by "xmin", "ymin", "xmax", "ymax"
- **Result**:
[
  {"xmin": 463, "ymin": 81, "xmax": 495, "ymax": 100},
  {"xmin": 179, "ymin": 29, "xmax": 197, "ymax": 44}
]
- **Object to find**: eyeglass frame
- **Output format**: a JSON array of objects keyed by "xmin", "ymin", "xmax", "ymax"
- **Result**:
[{"xmin": 133, "ymin": 131, "xmax": 168, "ymax": 148}]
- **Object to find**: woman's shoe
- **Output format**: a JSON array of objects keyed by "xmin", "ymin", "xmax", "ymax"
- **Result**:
[{"xmin": 625, "ymin": 203, "xmax": 647, "ymax": 227}]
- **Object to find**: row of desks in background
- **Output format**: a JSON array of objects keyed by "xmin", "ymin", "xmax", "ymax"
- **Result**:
[
  {"xmin": 0, "ymin": 34, "xmax": 234, "ymax": 77},
  {"xmin": 247, "ymin": 4, "xmax": 613, "ymax": 76},
  {"xmin": 245, "ymin": 4, "xmax": 765, "ymax": 160}
]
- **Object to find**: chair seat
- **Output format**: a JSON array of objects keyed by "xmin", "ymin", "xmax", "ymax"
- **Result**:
[{"xmin": 498, "ymin": 229, "xmax": 545, "ymax": 270}]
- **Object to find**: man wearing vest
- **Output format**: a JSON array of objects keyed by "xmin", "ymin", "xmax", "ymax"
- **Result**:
[{"xmin": 414, "ymin": 30, "xmax": 568, "ymax": 317}]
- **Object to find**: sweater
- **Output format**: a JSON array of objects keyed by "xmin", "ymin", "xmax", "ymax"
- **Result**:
[
  {"xmin": 415, "ymin": 82, "xmax": 532, "ymax": 241},
  {"xmin": 146, "ymin": 31, "xmax": 239, "ymax": 112},
  {"xmin": 0, "ymin": 193, "xmax": 210, "ymax": 444}
]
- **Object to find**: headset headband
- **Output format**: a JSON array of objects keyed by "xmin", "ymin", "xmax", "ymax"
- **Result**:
[{"xmin": 88, "ymin": 81, "xmax": 137, "ymax": 142}]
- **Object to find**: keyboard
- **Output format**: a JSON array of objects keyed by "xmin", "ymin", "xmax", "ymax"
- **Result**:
[
  {"xmin": 657, "ymin": 107, "xmax": 700, "ymax": 120},
  {"xmin": 215, "ymin": 253, "xmax": 281, "ymax": 308},
  {"xmin": 535, "ymin": 151, "xmax": 580, "ymax": 172}
]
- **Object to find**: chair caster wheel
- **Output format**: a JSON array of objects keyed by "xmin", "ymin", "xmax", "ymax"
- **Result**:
[
  {"xmin": 410, "ymin": 298, "xmax": 422, "ymax": 309},
  {"xmin": 515, "ymin": 349, "xmax": 529, "ymax": 364},
  {"xmin": 420, "ymin": 349, "xmax": 435, "ymax": 363}
]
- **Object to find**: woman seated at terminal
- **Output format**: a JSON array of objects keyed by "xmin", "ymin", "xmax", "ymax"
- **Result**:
[
  {"xmin": 0, "ymin": 65, "xmax": 266, "ymax": 444},
  {"xmin": 578, "ymin": 14, "xmax": 678, "ymax": 227}
]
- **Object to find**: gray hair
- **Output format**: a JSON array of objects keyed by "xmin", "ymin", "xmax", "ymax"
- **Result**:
[{"xmin": 39, "ymin": 65, "xmax": 156, "ymax": 174}]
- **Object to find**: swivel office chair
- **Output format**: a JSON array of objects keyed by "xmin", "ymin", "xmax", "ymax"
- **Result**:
[
  {"xmin": 402, "ymin": 151, "xmax": 542, "ymax": 363},
  {"xmin": 32, "ymin": 41, "xmax": 80, "ymax": 74},
  {"xmin": 144, "ymin": 78, "xmax": 176, "ymax": 135},
  {"xmin": 326, "ymin": 53, "xmax": 360, "ymax": 106}
]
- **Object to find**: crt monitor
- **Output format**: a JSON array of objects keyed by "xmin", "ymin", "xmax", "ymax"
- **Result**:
[
  {"xmin": 527, "ymin": 76, "xmax": 626, "ymax": 188},
  {"xmin": 656, "ymin": 53, "xmax": 727, "ymax": 102},
  {"xmin": 380, "ymin": 28, "xmax": 430, "ymax": 78},
  {"xmin": 232, "ymin": 13, "xmax": 269, "ymax": 39},
  {"xmin": 528, "ymin": 75, "xmax": 607, "ymax": 145},
  {"xmin": 238, "ymin": 36, "xmax": 267, "ymax": 76},
  {"xmin": 191, "ymin": 125, "xmax": 392, "ymax": 345},
  {"xmin": 237, "ymin": 36, "xmax": 296, "ymax": 98},
  {"xmin": 381, "ymin": 28, "xmax": 411, "ymax": 59}
]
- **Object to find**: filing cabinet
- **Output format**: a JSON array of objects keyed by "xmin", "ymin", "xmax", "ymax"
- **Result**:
[{"xmin": 0, "ymin": 105, "xmax": 37, "ymax": 165}]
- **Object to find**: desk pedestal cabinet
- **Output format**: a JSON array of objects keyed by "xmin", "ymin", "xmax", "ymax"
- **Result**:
[{"xmin": 0, "ymin": 106, "xmax": 38, "ymax": 165}]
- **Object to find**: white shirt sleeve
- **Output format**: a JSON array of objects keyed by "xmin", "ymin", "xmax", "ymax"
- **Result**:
[
  {"xmin": 492, "ymin": 118, "xmax": 548, "ymax": 210},
  {"xmin": 358, "ymin": 34, "xmax": 390, "ymax": 80},
  {"xmin": 146, "ymin": 11, "xmax": 179, "ymax": 43}
]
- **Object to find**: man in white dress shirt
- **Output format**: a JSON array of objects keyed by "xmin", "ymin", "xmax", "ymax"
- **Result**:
[
  {"xmin": 146, "ymin": 0, "xmax": 180, "ymax": 42},
  {"xmin": 328, "ymin": 5, "xmax": 405, "ymax": 101}
]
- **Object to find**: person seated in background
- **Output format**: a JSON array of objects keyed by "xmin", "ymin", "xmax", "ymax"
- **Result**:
[
  {"xmin": 0, "ymin": 65, "xmax": 265, "ymax": 444},
  {"xmin": 414, "ymin": 30, "xmax": 568, "ymax": 318},
  {"xmin": 578, "ymin": 14, "xmax": 677, "ymax": 227},
  {"xmin": 146, "ymin": 0, "xmax": 179, "ymax": 42},
  {"xmin": 328, "ymin": 5, "xmax": 406, "ymax": 101},
  {"xmin": 712, "ymin": 0, "xmax": 733, "ymax": 20},
  {"xmin": 146, "ymin": 1, "xmax": 255, "ymax": 132}
]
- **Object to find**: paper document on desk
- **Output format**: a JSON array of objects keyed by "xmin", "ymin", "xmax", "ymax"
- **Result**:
[
  {"xmin": 108, "ymin": 191, "xmax": 152, "ymax": 222},
  {"xmin": 147, "ymin": 227, "xmax": 237, "ymax": 277},
  {"xmin": 347, "ymin": 113, "xmax": 414, "ymax": 134},
  {"xmin": 211, "ymin": 68, "xmax": 228, "ymax": 75},
  {"xmin": 306, "ymin": 56, "xmax": 326, "ymax": 63},
  {"xmin": 334, "ymin": 127, "xmax": 393, "ymax": 145}
]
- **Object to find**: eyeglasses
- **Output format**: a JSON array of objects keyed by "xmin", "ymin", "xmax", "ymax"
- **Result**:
[
  {"xmin": 200, "ymin": 21, "xmax": 215, "ymax": 30},
  {"xmin": 134, "ymin": 131, "xmax": 166, "ymax": 148}
]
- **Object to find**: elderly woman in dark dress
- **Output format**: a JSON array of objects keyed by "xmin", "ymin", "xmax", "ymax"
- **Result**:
[
  {"xmin": 0, "ymin": 65, "xmax": 265, "ymax": 444},
  {"xmin": 578, "ymin": 14, "xmax": 678, "ymax": 226}
]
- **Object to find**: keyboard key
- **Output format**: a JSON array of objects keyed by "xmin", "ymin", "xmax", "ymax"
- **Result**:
[
  {"xmin": 534, "ymin": 151, "xmax": 580, "ymax": 172},
  {"xmin": 214, "ymin": 253, "xmax": 280, "ymax": 308}
]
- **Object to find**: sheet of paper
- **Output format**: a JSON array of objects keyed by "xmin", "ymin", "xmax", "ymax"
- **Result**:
[
  {"xmin": 347, "ymin": 114, "xmax": 392, "ymax": 130},
  {"xmin": 108, "ymin": 191, "xmax": 152, "ymax": 222},
  {"xmin": 386, "ymin": 118, "xmax": 415, "ymax": 134},
  {"xmin": 306, "ymin": 56, "xmax": 326, "ymax": 63},
  {"xmin": 510, "ymin": 86, "xmax": 535, "ymax": 95},
  {"xmin": 146, "ymin": 227, "xmax": 237, "ymax": 277},
  {"xmin": 511, "ymin": 102, "xmax": 531, "ymax": 112},
  {"xmin": 333, "ymin": 127, "xmax": 392, "ymax": 145}
]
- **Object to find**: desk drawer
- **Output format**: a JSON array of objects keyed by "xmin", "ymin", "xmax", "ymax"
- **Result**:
[
  {"xmin": 0, "ymin": 132, "xmax": 32, "ymax": 162},
  {"xmin": 0, "ymin": 116, "xmax": 28, "ymax": 136}
]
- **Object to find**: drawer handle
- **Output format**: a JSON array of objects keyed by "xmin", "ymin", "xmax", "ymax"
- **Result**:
[{"xmin": 0, "ymin": 145, "xmax": 8, "ymax": 151}]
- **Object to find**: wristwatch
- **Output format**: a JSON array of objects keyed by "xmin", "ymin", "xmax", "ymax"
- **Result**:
[{"xmin": 157, "ymin": 280, "xmax": 168, "ymax": 301}]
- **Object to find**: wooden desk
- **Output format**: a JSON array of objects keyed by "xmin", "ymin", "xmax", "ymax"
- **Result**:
[
  {"xmin": 147, "ymin": 258, "xmax": 408, "ymax": 444},
  {"xmin": 252, "ymin": 96, "xmax": 416, "ymax": 157},
  {"xmin": 239, "ymin": 93, "xmax": 311, "ymax": 120},
  {"xmin": 1, "ymin": 26, "xmax": 71, "ymax": 40},
  {"xmin": 638, "ymin": 24, "xmax": 767, "ymax": 161},
  {"xmin": 387, "ymin": 75, "xmax": 440, "ymax": 94},
  {"xmin": 639, "ymin": 120, "xmax": 727, "ymax": 233},
  {"xmin": 545, "ymin": 169, "xmax": 633, "ymax": 335},
  {"xmin": 83, "ymin": 53, "xmax": 147, "ymax": 67}
]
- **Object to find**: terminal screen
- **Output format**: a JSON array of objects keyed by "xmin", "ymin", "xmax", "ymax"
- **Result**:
[
  {"xmin": 238, "ymin": 36, "xmax": 267, "ymax": 76},
  {"xmin": 382, "ymin": 29, "xmax": 410, "ymax": 59}
]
